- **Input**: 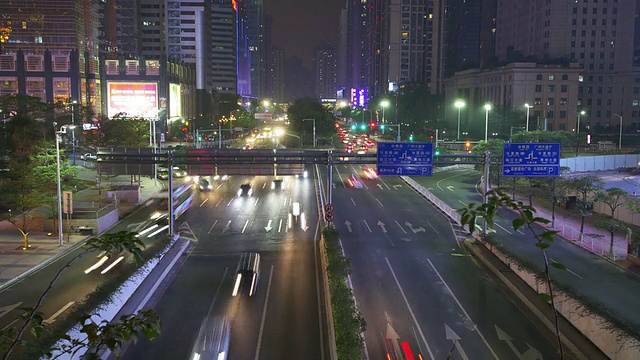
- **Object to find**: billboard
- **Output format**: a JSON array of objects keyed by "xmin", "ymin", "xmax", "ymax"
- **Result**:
[
  {"xmin": 169, "ymin": 83, "xmax": 182, "ymax": 118},
  {"xmin": 350, "ymin": 88, "xmax": 368, "ymax": 108},
  {"xmin": 107, "ymin": 82, "xmax": 158, "ymax": 118}
]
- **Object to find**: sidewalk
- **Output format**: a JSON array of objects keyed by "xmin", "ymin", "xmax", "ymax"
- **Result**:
[{"xmin": 0, "ymin": 167, "xmax": 165, "ymax": 290}]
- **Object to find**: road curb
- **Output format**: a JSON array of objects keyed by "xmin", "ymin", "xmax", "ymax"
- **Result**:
[{"xmin": 463, "ymin": 238, "xmax": 606, "ymax": 360}]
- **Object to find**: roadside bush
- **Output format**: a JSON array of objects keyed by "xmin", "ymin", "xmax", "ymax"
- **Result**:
[{"xmin": 322, "ymin": 226, "xmax": 365, "ymax": 360}]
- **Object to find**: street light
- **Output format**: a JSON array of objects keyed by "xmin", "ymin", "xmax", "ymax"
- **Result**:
[
  {"xmin": 524, "ymin": 103, "xmax": 533, "ymax": 132},
  {"xmin": 454, "ymin": 100, "xmax": 465, "ymax": 140},
  {"xmin": 380, "ymin": 100, "xmax": 390, "ymax": 124},
  {"xmin": 484, "ymin": 104, "xmax": 492, "ymax": 142},
  {"xmin": 614, "ymin": 113, "xmax": 623, "ymax": 150},
  {"xmin": 303, "ymin": 118, "xmax": 316, "ymax": 147},
  {"xmin": 576, "ymin": 110, "xmax": 586, "ymax": 157},
  {"xmin": 53, "ymin": 123, "xmax": 66, "ymax": 247},
  {"xmin": 70, "ymin": 100, "xmax": 77, "ymax": 165}
]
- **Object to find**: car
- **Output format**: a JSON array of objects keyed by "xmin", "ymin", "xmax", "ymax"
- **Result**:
[
  {"xmin": 237, "ymin": 183, "xmax": 253, "ymax": 196},
  {"xmin": 190, "ymin": 316, "xmax": 231, "ymax": 360},
  {"xmin": 347, "ymin": 175, "xmax": 364, "ymax": 189},
  {"xmin": 173, "ymin": 167, "xmax": 187, "ymax": 178},
  {"xmin": 232, "ymin": 252, "xmax": 260, "ymax": 297},
  {"xmin": 243, "ymin": 144, "xmax": 252, "ymax": 150},
  {"xmin": 80, "ymin": 153, "xmax": 98, "ymax": 160},
  {"xmin": 363, "ymin": 167, "xmax": 379, "ymax": 180},
  {"xmin": 198, "ymin": 178, "xmax": 212, "ymax": 191}
]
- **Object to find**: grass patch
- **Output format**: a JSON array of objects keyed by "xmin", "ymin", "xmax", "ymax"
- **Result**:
[{"xmin": 322, "ymin": 226, "xmax": 366, "ymax": 360}]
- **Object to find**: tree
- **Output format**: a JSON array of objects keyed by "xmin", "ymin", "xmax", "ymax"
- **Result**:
[
  {"xmin": 595, "ymin": 187, "xmax": 631, "ymax": 219},
  {"xmin": 458, "ymin": 189, "xmax": 566, "ymax": 358},
  {"xmin": 511, "ymin": 130, "xmax": 577, "ymax": 148},
  {"xmin": 561, "ymin": 175, "xmax": 605, "ymax": 241},
  {"xmin": 92, "ymin": 115, "xmax": 151, "ymax": 148},
  {"xmin": 596, "ymin": 219, "xmax": 627, "ymax": 257},
  {"xmin": 287, "ymin": 98, "xmax": 335, "ymax": 144},
  {"xmin": 1, "ymin": 231, "xmax": 160, "ymax": 359}
]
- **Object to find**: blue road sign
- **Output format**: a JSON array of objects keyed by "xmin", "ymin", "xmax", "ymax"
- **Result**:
[
  {"xmin": 502, "ymin": 143, "xmax": 561, "ymax": 177},
  {"xmin": 377, "ymin": 142, "xmax": 433, "ymax": 176}
]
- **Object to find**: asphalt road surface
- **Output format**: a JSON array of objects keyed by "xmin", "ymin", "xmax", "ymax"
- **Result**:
[
  {"xmin": 122, "ymin": 171, "xmax": 327, "ymax": 360},
  {"xmin": 320, "ymin": 163, "xmax": 563, "ymax": 360}
]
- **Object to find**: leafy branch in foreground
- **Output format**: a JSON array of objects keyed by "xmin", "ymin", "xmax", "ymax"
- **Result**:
[
  {"xmin": 457, "ymin": 188, "xmax": 565, "ymax": 359},
  {"xmin": 0, "ymin": 231, "xmax": 159, "ymax": 360}
]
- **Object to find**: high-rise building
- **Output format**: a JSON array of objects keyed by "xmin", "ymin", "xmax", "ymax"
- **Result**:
[
  {"xmin": 262, "ymin": 14, "xmax": 273, "ymax": 100},
  {"xmin": 284, "ymin": 57, "xmax": 313, "ymax": 100},
  {"xmin": 246, "ymin": 0, "xmax": 263, "ymax": 100},
  {"xmin": 445, "ymin": 0, "xmax": 482, "ymax": 75},
  {"xmin": 211, "ymin": 0, "xmax": 238, "ymax": 94},
  {"xmin": 101, "ymin": 0, "xmax": 140, "ymax": 57},
  {"xmin": 314, "ymin": 44, "xmax": 338, "ymax": 99},
  {"xmin": 270, "ymin": 45, "xmax": 285, "ymax": 102},
  {"xmin": 236, "ymin": 0, "xmax": 252, "ymax": 98},
  {"xmin": 343, "ymin": 0, "xmax": 371, "ymax": 94},
  {"xmin": 0, "ymin": 0, "xmax": 101, "ymax": 109},
  {"xmin": 139, "ymin": 0, "xmax": 165, "ymax": 60}
]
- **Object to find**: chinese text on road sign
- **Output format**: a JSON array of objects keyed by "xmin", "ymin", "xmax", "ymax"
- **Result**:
[
  {"xmin": 377, "ymin": 142, "xmax": 433, "ymax": 176},
  {"xmin": 502, "ymin": 143, "xmax": 560, "ymax": 177}
]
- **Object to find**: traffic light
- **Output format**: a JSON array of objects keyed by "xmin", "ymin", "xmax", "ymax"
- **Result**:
[
  {"xmin": 360, "ymin": 124, "xmax": 366, "ymax": 131},
  {"xmin": 435, "ymin": 149, "xmax": 441, "ymax": 156},
  {"xmin": 181, "ymin": 127, "xmax": 188, "ymax": 132},
  {"xmin": 198, "ymin": 135, "xmax": 202, "ymax": 142},
  {"xmin": 350, "ymin": 124, "xmax": 356, "ymax": 131},
  {"xmin": 370, "ymin": 122, "xmax": 376, "ymax": 128},
  {"xmin": 380, "ymin": 124, "xmax": 386, "ymax": 130},
  {"xmin": 409, "ymin": 134, "xmax": 414, "ymax": 141}
]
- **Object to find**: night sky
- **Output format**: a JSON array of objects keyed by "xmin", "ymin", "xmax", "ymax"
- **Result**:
[{"xmin": 265, "ymin": 0, "xmax": 345, "ymax": 68}]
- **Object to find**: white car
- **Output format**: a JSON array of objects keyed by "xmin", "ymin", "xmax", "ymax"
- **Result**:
[{"xmin": 81, "ymin": 153, "xmax": 98, "ymax": 160}]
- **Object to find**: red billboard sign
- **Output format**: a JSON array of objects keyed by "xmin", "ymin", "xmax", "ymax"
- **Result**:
[{"xmin": 107, "ymin": 82, "xmax": 158, "ymax": 119}]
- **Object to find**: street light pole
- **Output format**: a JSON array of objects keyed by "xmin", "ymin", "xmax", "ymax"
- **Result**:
[
  {"xmin": 576, "ymin": 110, "xmax": 585, "ymax": 157},
  {"xmin": 71, "ymin": 100, "xmax": 77, "ymax": 165},
  {"xmin": 53, "ymin": 123, "xmax": 64, "ymax": 247},
  {"xmin": 303, "ymin": 118, "xmax": 316, "ymax": 147},
  {"xmin": 484, "ymin": 104, "xmax": 492, "ymax": 142},
  {"xmin": 614, "ymin": 113, "xmax": 623, "ymax": 150},
  {"xmin": 524, "ymin": 103, "xmax": 533, "ymax": 132},
  {"xmin": 454, "ymin": 100, "xmax": 465, "ymax": 141}
]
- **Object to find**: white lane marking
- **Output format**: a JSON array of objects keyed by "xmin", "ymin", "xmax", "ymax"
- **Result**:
[
  {"xmin": 215, "ymin": 183, "xmax": 223, "ymax": 190},
  {"xmin": 215, "ymin": 199, "xmax": 223, "ymax": 207},
  {"xmin": 227, "ymin": 198, "xmax": 234, "ymax": 207},
  {"xmin": 199, "ymin": 198, "xmax": 209, "ymax": 207},
  {"xmin": 426, "ymin": 259, "xmax": 499, "ymax": 359},
  {"xmin": 495, "ymin": 223, "xmax": 513, "ymax": 235},
  {"xmin": 426, "ymin": 220, "xmax": 439, "ymax": 234},
  {"xmin": 262, "ymin": 182, "xmax": 267, "ymax": 189},
  {"xmin": 550, "ymin": 258, "xmax": 583, "ymax": 279},
  {"xmin": 242, "ymin": 220, "xmax": 250, "ymax": 233},
  {"xmin": 517, "ymin": 229, "xmax": 525, "ymax": 235},
  {"xmin": 2, "ymin": 319, "xmax": 18, "ymax": 331},
  {"xmin": 278, "ymin": 218, "xmax": 283, "ymax": 232},
  {"xmin": 351, "ymin": 198, "xmax": 357, "ymax": 206},
  {"xmin": 385, "ymin": 258, "xmax": 435, "ymax": 360},
  {"xmin": 395, "ymin": 221, "xmax": 407, "ymax": 234},
  {"xmin": 208, "ymin": 220, "xmax": 218, "ymax": 234},
  {"xmin": 43, "ymin": 300, "xmax": 75, "ymax": 324},
  {"xmin": 378, "ymin": 177, "xmax": 392, "ymax": 190},
  {"xmin": 254, "ymin": 197, "xmax": 259, "ymax": 206},
  {"xmin": 363, "ymin": 220, "xmax": 372, "ymax": 233},
  {"xmin": 376, "ymin": 198, "xmax": 384, "ymax": 207},
  {"xmin": 436, "ymin": 171, "xmax": 468, "ymax": 191},
  {"xmin": 335, "ymin": 166, "xmax": 346, "ymax": 188},
  {"xmin": 458, "ymin": 199, "xmax": 468, "ymax": 206},
  {"xmin": 254, "ymin": 265, "xmax": 275, "ymax": 360},
  {"xmin": 283, "ymin": 197, "xmax": 288, "ymax": 206},
  {"xmin": 207, "ymin": 267, "xmax": 229, "ymax": 317}
]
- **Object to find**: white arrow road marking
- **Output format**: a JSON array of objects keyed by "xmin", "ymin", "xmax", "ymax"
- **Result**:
[
  {"xmin": 345, "ymin": 220, "xmax": 352, "ymax": 232},
  {"xmin": 385, "ymin": 258, "xmax": 435, "ymax": 360},
  {"xmin": 395, "ymin": 221, "xmax": 407, "ymax": 234},
  {"xmin": 405, "ymin": 221, "xmax": 427, "ymax": 234},
  {"xmin": 44, "ymin": 301, "xmax": 75, "ymax": 325},
  {"xmin": 363, "ymin": 220, "xmax": 372, "ymax": 233},
  {"xmin": 332, "ymin": 183, "xmax": 336, "ymax": 188},
  {"xmin": 222, "ymin": 220, "xmax": 231, "ymax": 233},
  {"xmin": 393, "ymin": 184, "xmax": 402, "ymax": 190},
  {"xmin": 428, "ymin": 259, "xmax": 498, "ymax": 359},
  {"xmin": 376, "ymin": 199, "xmax": 384, "ymax": 207},
  {"xmin": 446, "ymin": 185, "xmax": 455, "ymax": 192},
  {"xmin": 301, "ymin": 213, "xmax": 309, "ymax": 232},
  {"xmin": 445, "ymin": 324, "xmax": 470, "ymax": 360},
  {"xmin": 351, "ymin": 198, "xmax": 357, "ymax": 206},
  {"xmin": 265, "ymin": 219, "xmax": 273, "ymax": 232},
  {"xmin": 278, "ymin": 218, "xmax": 283, "ymax": 233},
  {"xmin": 208, "ymin": 220, "xmax": 218, "ymax": 234},
  {"xmin": 377, "ymin": 221, "xmax": 387, "ymax": 233},
  {"xmin": 495, "ymin": 325, "xmax": 543, "ymax": 360}
]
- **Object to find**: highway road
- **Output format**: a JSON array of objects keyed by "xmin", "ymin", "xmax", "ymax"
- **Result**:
[
  {"xmin": 122, "ymin": 172, "xmax": 327, "ymax": 360},
  {"xmin": 410, "ymin": 166, "xmax": 640, "ymax": 342},
  {"xmin": 320, "ymin": 163, "xmax": 563, "ymax": 359}
]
